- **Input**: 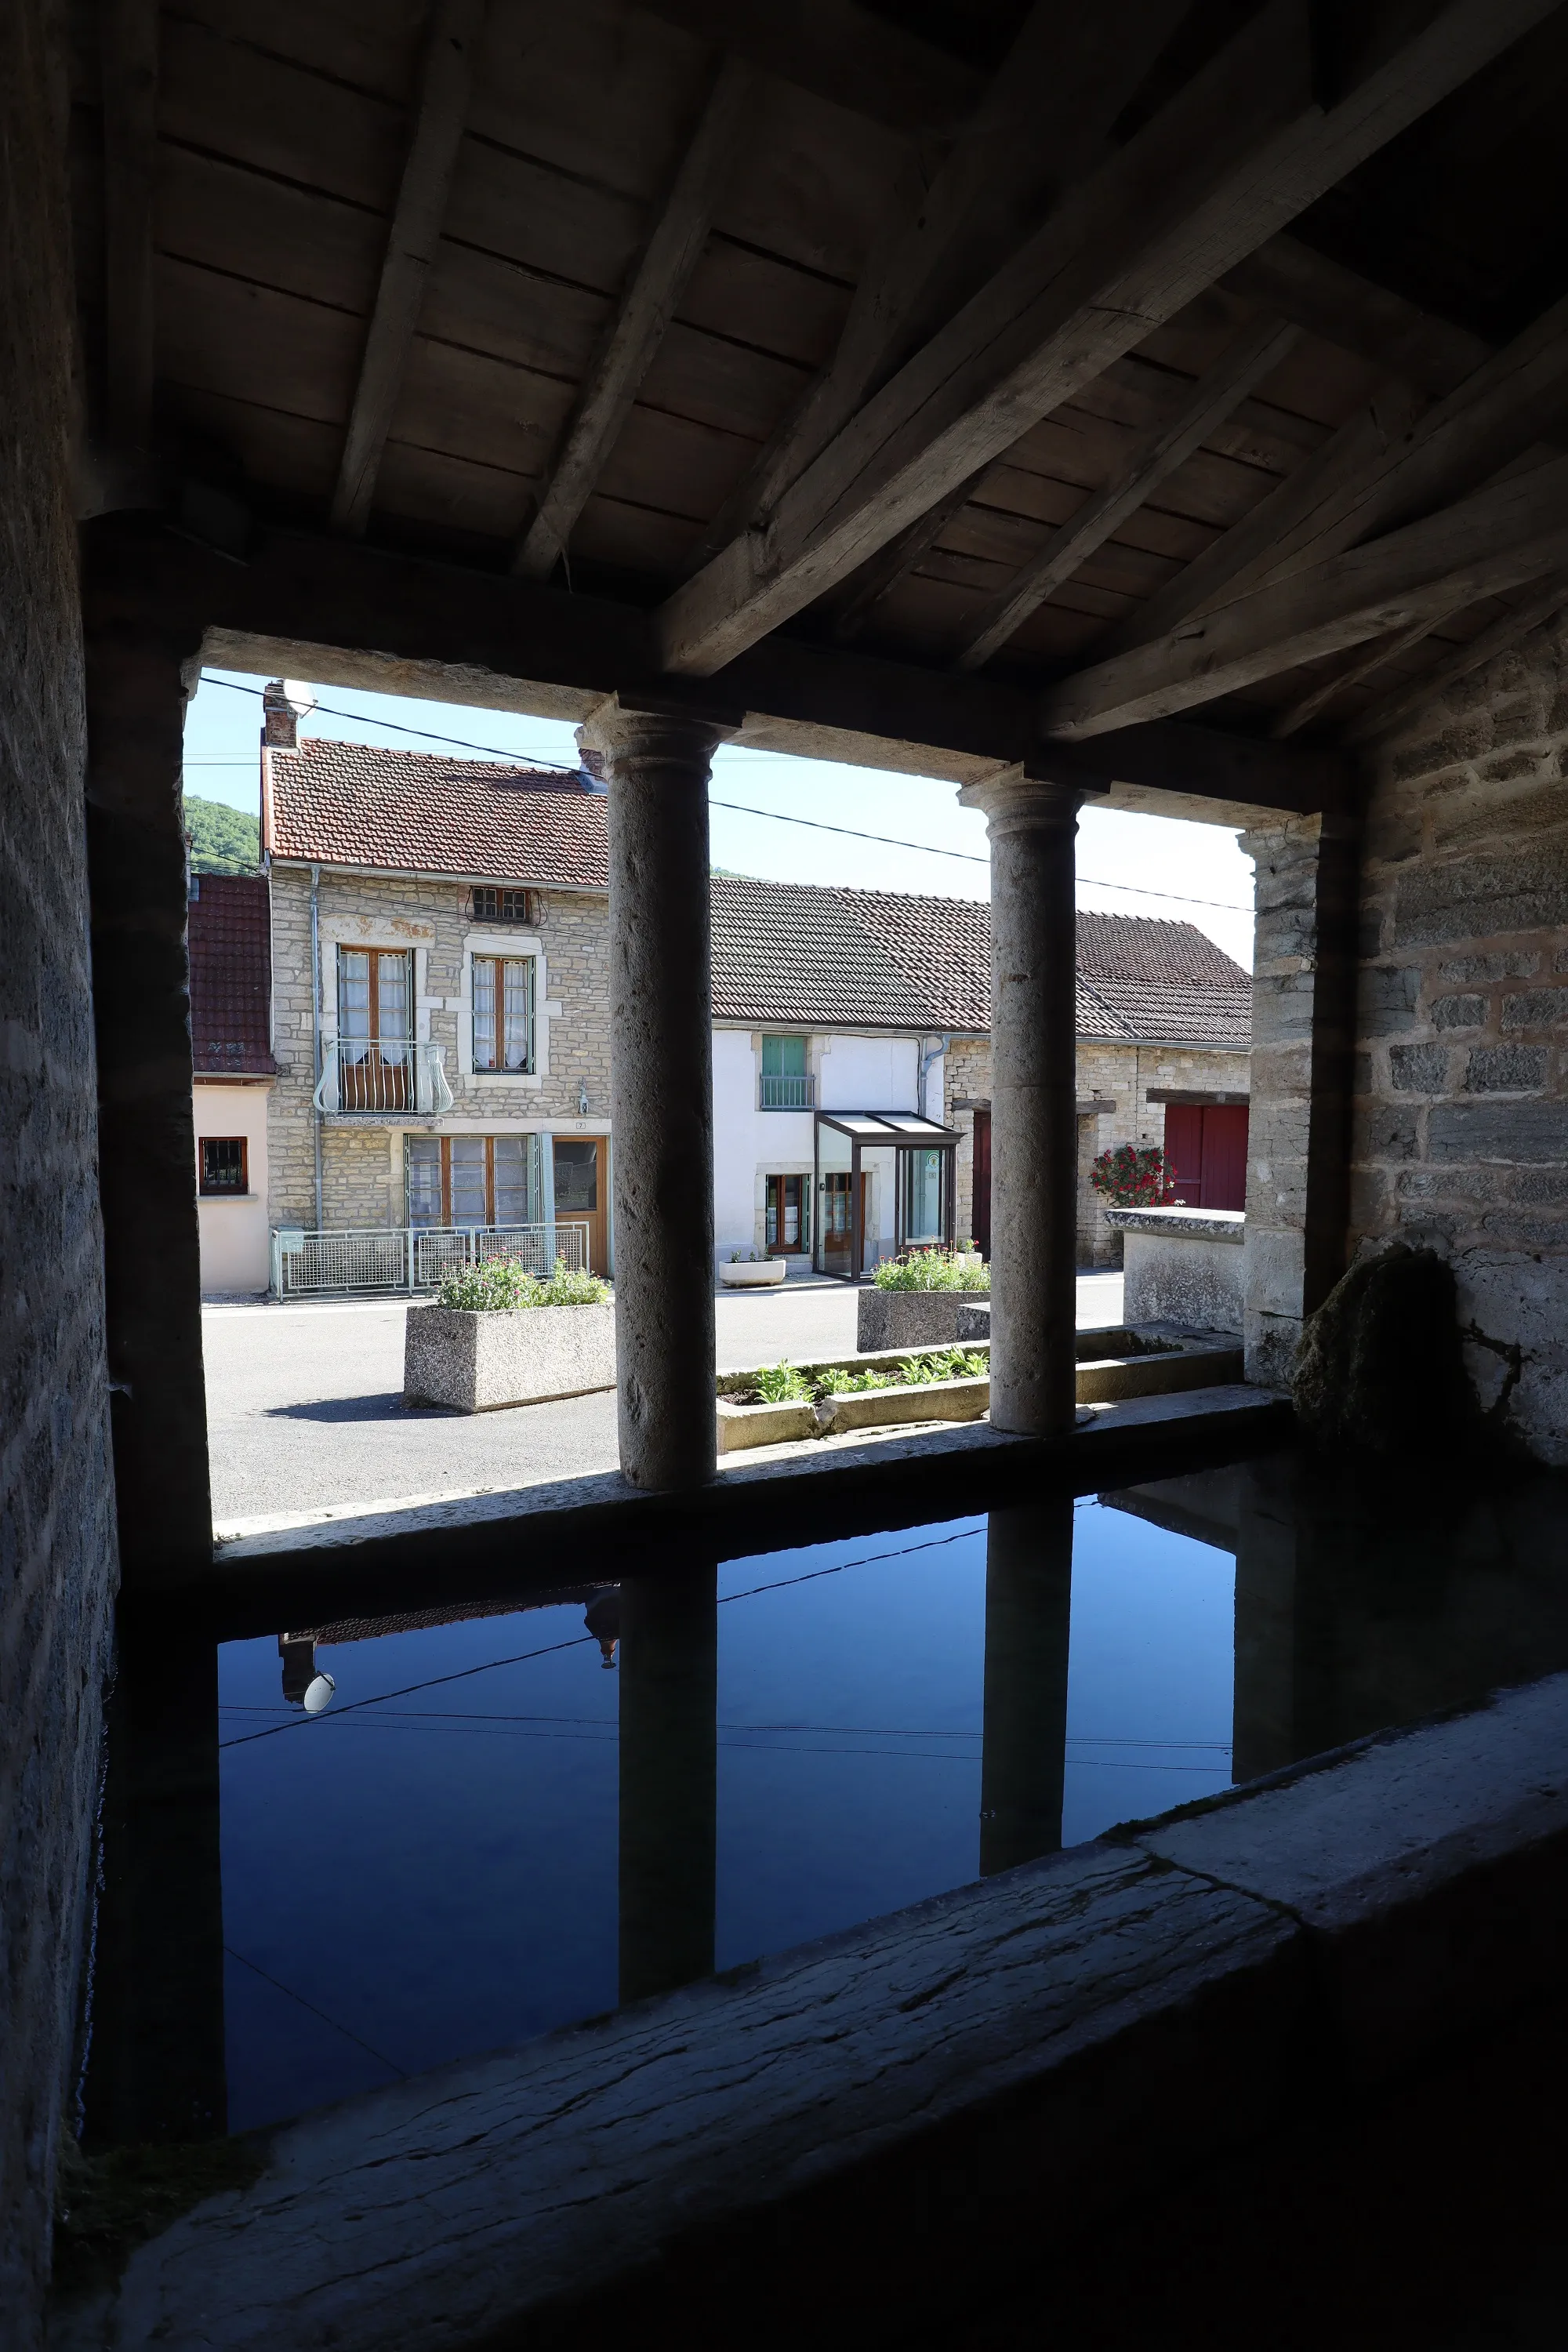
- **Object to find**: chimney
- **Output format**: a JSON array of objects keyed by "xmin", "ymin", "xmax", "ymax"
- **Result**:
[
  {"xmin": 573, "ymin": 729, "xmax": 608, "ymax": 793},
  {"xmin": 262, "ymin": 680, "xmax": 297, "ymax": 751}
]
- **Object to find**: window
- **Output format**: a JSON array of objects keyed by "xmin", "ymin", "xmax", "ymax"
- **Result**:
[
  {"xmin": 337, "ymin": 948, "xmax": 412, "ymax": 1109},
  {"xmin": 472, "ymin": 955, "xmax": 535, "ymax": 1073},
  {"xmin": 406, "ymin": 1134, "xmax": 544, "ymax": 1228},
  {"xmin": 200, "ymin": 1136, "xmax": 248, "ymax": 1196},
  {"xmin": 902, "ymin": 1148, "xmax": 945, "ymax": 1244},
  {"xmin": 470, "ymin": 887, "xmax": 535, "ymax": 924},
  {"xmin": 765, "ymin": 1174, "xmax": 808, "ymax": 1252},
  {"xmin": 760, "ymin": 1034, "xmax": 811, "ymax": 1109}
]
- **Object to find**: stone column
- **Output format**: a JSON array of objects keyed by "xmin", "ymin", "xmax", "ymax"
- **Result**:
[
  {"xmin": 978, "ymin": 1501, "xmax": 1073, "ymax": 1875},
  {"xmin": 579, "ymin": 699, "xmax": 734, "ymax": 1490},
  {"xmin": 1240, "ymin": 811, "xmax": 1361, "ymax": 1387},
  {"xmin": 84, "ymin": 598, "xmax": 213, "ymax": 1584},
  {"xmin": 957, "ymin": 771, "xmax": 1084, "ymax": 1436},
  {"xmin": 617, "ymin": 1566, "xmax": 717, "ymax": 2005}
]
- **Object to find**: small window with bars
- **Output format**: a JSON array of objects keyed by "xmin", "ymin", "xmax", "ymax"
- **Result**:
[
  {"xmin": 199, "ymin": 1137, "xmax": 248, "ymax": 1195},
  {"xmin": 470, "ymin": 886, "xmax": 535, "ymax": 924},
  {"xmin": 472, "ymin": 954, "xmax": 536, "ymax": 1073}
]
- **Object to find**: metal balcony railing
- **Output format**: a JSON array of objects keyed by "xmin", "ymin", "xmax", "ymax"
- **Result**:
[
  {"xmin": 314, "ymin": 1039, "xmax": 454, "ymax": 1116},
  {"xmin": 759, "ymin": 1073, "xmax": 815, "ymax": 1109},
  {"xmin": 270, "ymin": 1221, "xmax": 591, "ymax": 1298}
]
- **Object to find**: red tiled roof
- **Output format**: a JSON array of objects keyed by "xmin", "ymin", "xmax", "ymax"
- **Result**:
[
  {"xmin": 710, "ymin": 877, "xmax": 1251, "ymax": 1047},
  {"xmin": 263, "ymin": 738, "xmax": 609, "ymax": 886},
  {"xmin": 187, "ymin": 873, "xmax": 274, "ymax": 1074}
]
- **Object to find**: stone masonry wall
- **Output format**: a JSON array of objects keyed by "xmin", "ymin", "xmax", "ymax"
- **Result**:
[
  {"xmin": 1351, "ymin": 618, "xmax": 1568, "ymax": 1464},
  {"xmin": 268, "ymin": 864, "xmax": 612, "ymax": 1229},
  {"xmin": 0, "ymin": 3, "xmax": 120, "ymax": 2332},
  {"xmin": 946, "ymin": 1035, "xmax": 1250, "ymax": 1269}
]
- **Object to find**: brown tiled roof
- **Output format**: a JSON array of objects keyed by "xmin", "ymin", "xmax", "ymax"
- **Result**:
[
  {"xmin": 263, "ymin": 738, "xmax": 609, "ymax": 886},
  {"xmin": 710, "ymin": 878, "xmax": 1251, "ymax": 1047},
  {"xmin": 188, "ymin": 873, "xmax": 275, "ymax": 1075}
]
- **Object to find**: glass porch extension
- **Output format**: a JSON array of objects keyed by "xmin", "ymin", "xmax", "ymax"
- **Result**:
[{"xmin": 812, "ymin": 1111, "xmax": 958, "ymax": 1280}]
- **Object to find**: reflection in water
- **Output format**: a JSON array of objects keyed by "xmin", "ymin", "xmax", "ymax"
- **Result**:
[{"xmin": 82, "ymin": 1455, "xmax": 1568, "ymax": 2147}]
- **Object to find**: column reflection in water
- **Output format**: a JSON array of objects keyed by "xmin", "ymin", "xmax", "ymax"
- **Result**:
[
  {"xmin": 83, "ymin": 1606, "xmax": 227, "ymax": 2144},
  {"xmin": 618, "ymin": 1565, "xmax": 717, "ymax": 2005},
  {"xmin": 979, "ymin": 1501, "xmax": 1073, "ymax": 1877}
]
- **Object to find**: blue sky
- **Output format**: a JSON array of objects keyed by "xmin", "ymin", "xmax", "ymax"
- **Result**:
[{"xmin": 183, "ymin": 669, "xmax": 1257, "ymax": 968}]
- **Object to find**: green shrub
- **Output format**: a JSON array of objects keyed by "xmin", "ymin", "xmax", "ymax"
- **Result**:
[
  {"xmin": 437, "ymin": 1256, "xmax": 612, "ymax": 1311},
  {"xmin": 898, "ymin": 1347, "xmax": 989, "ymax": 1384},
  {"xmin": 871, "ymin": 1247, "xmax": 989, "ymax": 1291},
  {"xmin": 752, "ymin": 1359, "xmax": 811, "ymax": 1403}
]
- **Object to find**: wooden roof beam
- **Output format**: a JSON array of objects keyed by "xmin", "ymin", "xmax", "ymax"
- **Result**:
[
  {"xmin": 952, "ymin": 319, "xmax": 1300, "ymax": 674},
  {"xmin": 1345, "ymin": 574, "xmax": 1568, "ymax": 745},
  {"xmin": 329, "ymin": 0, "xmax": 486, "ymax": 538},
  {"xmin": 1039, "ymin": 453, "xmax": 1568, "ymax": 740},
  {"xmin": 100, "ymin": 0, "xmax": 158, "ymax": 451},
  {"xmin": 656, "ymin": 0, "xmax": 1559, "ymax": 681},
  {"xmin": 513, "ymin": 56, "xmax": 753, "ymax": 583},
  {"xmin": 1223, "ymin": 231, "xmax": 1494, "ymax": 401},
  {"xmin": 635, "ymin": 0, "xmax": 985, "ymax": 133}
]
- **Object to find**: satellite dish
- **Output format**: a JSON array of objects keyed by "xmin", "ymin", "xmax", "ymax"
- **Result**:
[
  {"xmin": 283, "ymin": 680, "xmax": 318, "ymax": 719},
  {"xmin": 303, "ymin": 1671, "xmax": 336, "ymax": 1715}
]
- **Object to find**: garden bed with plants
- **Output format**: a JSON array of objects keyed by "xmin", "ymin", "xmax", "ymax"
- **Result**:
[
  {"xmin": 404, "ymin": 1258, "xmax": 615, "ymax": 1413},
  {"xmin": 856, "ymin": 1246, "xmax": 989, "ymax": 1350},
  {"xmin": 717, "ymin": 1344, "xmax": 992, "ymax": 1452}
]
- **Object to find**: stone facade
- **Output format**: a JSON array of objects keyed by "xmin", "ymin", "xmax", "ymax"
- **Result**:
[
  {"xmin": 1, "ymin": 3, "xmax": 119, "ymax": 2328},
  {"xmin": 267, "ymin": 864, "xmax": 612, "ymax": 1231},
  {"xmin": 1348, "ymin": 618, "xmax": 1568, "ymax": 1465},
  {"xmin": 946, "ymin": 1035, "xmax": 1252, "ymax": 1269}
]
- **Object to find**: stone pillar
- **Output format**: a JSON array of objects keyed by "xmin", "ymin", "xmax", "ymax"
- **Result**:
[
  {"xmin": 579, "ymin": 699, "xmax": 734, "ymax": 1490},
  {"xmin": 617, "ymin": 1567, "xmax": 717, "ymax": 2005},
  {"xmin": 82, "ymin": 1609, "xmax": 227, "ymax": 2144},
  {"xmin": 957, "ymin": 771, "xmax": 1084, "ymax": 1436},
  {"xmin": 83, "ymin": 599, "xmax": 213, "ymax": 1583},
  {"xmin": 1240, "ymin": 811, "xmax": 1361, "ymax": 1388},
  {"xmin": 978, "ymin": 1501, "xmax": 1073, "ymax": 1875}
]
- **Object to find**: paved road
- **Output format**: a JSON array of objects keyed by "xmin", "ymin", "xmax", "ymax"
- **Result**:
[{"xmin": 205, "ymin": 1271, "xmax": 1125, "ymax": 1529}]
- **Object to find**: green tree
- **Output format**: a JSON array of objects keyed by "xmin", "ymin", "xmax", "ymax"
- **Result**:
[{"xmin": 184, "ymin": 793, "xmax": 260, "ymax": 875}]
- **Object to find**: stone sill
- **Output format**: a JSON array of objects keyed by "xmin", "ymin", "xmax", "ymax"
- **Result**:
[
  {"xmin": 1105, "ymin": 1206, "xmax": 1246, "ymax": 1241},
  {"xmin": 68, "ymin": 1654, "xmax": 1568, "ymax": 2350}
]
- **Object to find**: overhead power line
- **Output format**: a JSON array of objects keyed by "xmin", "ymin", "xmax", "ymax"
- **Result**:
[{"xmin": 194, "ymin": 673, "xmax": 1253, "ymax": 913}]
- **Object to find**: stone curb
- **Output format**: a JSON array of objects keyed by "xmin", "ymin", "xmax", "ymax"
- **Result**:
[{"xmin": 57, "ymin": 1671, "xmax": 1568, "ymax": 2350}]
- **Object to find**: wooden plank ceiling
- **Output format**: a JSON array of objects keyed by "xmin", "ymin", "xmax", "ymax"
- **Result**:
[{"xmin": 74, "ymin": 0, "xmax": 1568, "ymax": 757}]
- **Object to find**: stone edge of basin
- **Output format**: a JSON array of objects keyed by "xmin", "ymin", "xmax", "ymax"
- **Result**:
[
  {"xmin": 1104, "ymin": 1206, "xmax": 1246, "ymax": 1241},
  {"xmin": 57, "ymin": 1671, "xmax": 1568, "ymax": 2352}
]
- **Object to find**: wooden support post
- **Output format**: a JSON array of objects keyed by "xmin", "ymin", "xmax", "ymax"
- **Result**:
[
  {"xmin": 956, "ymin": 770, "xmax": 1083, "ymax": 1438},
  {"xmin": 618, "ymin": 1566, "xmax": 717, "ymax": 2005},
  {"xmin": 580, "ymin": 699, "xmax": 735, "ymax": 1490},
  {"xmin": 85, "ymin": 615, "xmax": 213, "ymax": 1584}
]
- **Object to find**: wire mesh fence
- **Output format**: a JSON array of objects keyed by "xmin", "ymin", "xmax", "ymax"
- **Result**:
[{"xmin": 270, "ymin": 1222, "xmax": 590, "ymax": 1298}]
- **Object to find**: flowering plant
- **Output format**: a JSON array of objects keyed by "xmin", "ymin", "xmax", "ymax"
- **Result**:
[{"xmin": 1088, "ymin": 1144, "xmax": 1181, "ymax": 1208}]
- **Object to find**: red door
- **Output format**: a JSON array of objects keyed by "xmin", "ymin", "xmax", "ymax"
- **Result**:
[
  {"xmin": 1163, "ymin": 1104, "xmax": 1248, "ymax": 1210},
  {"xmin": 971, "ymin": 1109, "xmax": 992, "ymax": 1258}
]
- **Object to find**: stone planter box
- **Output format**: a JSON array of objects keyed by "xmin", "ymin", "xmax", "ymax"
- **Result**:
[
  {"xmin": 857, "ymin": 1286, "xmax": 989, "ymax": 1352},
  {"xmin": 719, "ymin": 1259, "xmax": 789, "ymax": 1288},
  {"xmin": 405, "ymin": 1301, "xmax": 616, "ymax": 1412},
  {"xmin": 1105, "ymin": 1207, "xmax": 1245, "ymax": 1334},
  {"xmin": 717, "ymin": 1345, "xmax": 990, "ymax": 1454}
]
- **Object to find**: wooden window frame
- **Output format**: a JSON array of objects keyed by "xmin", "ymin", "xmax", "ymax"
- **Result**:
[
  {"xmin": 408, "ymin": 1135, "xmax": 538, "ymax": 1227},
  {"xmin": 471, "ymin": 953, "xmax": 537, "ymax": 1074},
  {"xmin": 470, "ymin": 886, "xmax": 536, "ymax": 924},
  {"xmin": 198, "ymin": 1136, "xmax": 249, "ymax": 1196}
]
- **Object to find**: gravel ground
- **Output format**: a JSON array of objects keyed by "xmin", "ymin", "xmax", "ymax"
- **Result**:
[{"xmin": 205, "ymin": 1270, "xmax": 1125, "ymax": 1527}]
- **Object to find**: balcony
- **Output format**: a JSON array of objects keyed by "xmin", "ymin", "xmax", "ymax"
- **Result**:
[
  {"xmin": 759, "ymin": 1073, "xmax": 815, "ymax": 1110},
  {"xmin": 314, "ymin": 1040, "xmax": 454, "ymax": 1118}
]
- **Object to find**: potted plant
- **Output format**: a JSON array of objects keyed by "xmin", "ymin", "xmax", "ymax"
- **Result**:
[
  {"xmin": 855, "ymin": 1243, "xmax": 989, "ymax": 1351},
  {"xmin": 404, "ymin": 1255, "xmax": 615, "ymax": 1412},
  {"xmin": 719, "ymin": 1246, "xmax": 789, "ymax": 1289}
]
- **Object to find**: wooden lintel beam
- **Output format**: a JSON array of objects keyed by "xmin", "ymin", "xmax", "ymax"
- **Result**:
[
  {"xmin": 656, "ymin": 0, "xmax": 1559, "ymax": 681},
  {"xmin": 1024, "ymin": 717, "xmax": 1348, "ymax": 815},
  {"xmin": 1040, "ymin": 455, "xmax": 1568, "ymax": 740},
  {"xmin": 329, "ymin": 0, "xmax": 485, "ymax": 538},
  {"xmin": 100, "ymin": 0, "xmax": 158, "ymax": 449},
  {"xmin": 1345, "ymin": 574, "xmax": 1568, "ymax": 746},
  {"xmin": 514, "ymin": 56, "xmax": 753, "ymax": 583},
  {"xmin": 85, "ymin": 514, "xmax": 1338, "ymax": 817},
  {"xmin": 953, "ymin": 319, "xmax": 1300, "ymax": 673}
]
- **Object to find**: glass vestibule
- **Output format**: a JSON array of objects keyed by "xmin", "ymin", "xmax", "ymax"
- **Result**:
[{"xmin": 811, "ymin": 1112, "xmax": 957, "ymax": 1279}]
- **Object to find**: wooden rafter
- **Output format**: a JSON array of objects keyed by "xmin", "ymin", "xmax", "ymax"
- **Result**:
[
  {"xmin": 1345, "ymin": 575, "xmax": 1568, "ymax": 745},
  {"xmin": 656, "ymin": 0, "xmax": 1559, "ymax": 680},
  {"xmin": 329, "ymin": 0, "xmax": 486, "ymax": 538},
  {"xmin": 952, "ymin": 320, "xmax": 1300, "ymax": 674},
  {"xmin": 1223, "ymin": 233, "xmax": 1493, "ymax": 401},
  {"xmin": 1039, "ymin": 455, "xmax": 1568, "ymax": 740},
  {"xmin": 100, "ymin": 0, "xmax": 158, "ymax": 449},
  {"xmin": 636, "ymin": 0, "xmax": 985, "ymax": 133},
  {"xmin": 1269, "ymin": 608, "xmax": 1466, "ymax": 738},
  {"xmin": 823, "ymin": 469, "xmax": 996, "ymax": 644},
  {"xmin": 514, "ymin": 56, "xmax": 753, "ymax": 583}
]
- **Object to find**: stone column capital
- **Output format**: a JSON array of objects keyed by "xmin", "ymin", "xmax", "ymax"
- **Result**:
[
  {"xmin": 578, "ymin": 692, "xmax": 742, "ymax": 767},
  {"xmin": 958, "ymin": 764, "xmax": 1088, "ymax": 837}
]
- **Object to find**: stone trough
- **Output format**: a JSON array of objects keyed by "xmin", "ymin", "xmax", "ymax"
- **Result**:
[{"xmin": 716, "ymin": 1323, "xmax": 1242, "ymax": 1454}]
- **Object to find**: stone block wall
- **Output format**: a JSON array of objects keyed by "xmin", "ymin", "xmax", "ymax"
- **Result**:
[
  {"xmin": 268, "ymin": 866, "xmax": 612, "ymax": 1229},
  {"xmin": 946, "ymin": 1035, "xmax": 1250, "ymax": 1269},
  {"xmin": 1, "ymin": 3, "xmax": 120, "ymax": 2331},
  {"xmin": 1351, "ymin": 619, "xmax": 1568, "ymax": 1464}
]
